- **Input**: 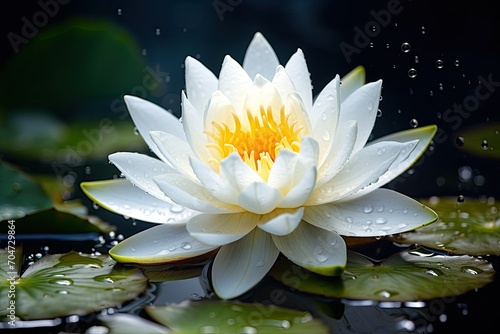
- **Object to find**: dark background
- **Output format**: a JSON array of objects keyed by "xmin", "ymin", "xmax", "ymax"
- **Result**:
[{"xmin": 1, "ymin": 1, "xmax": 499, "ymax": 333}]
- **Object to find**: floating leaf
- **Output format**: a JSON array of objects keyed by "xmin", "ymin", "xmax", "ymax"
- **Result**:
[
  {"xmin": 456, "ymin": 123, "xmax": 500, "ymax": 159},
  {"xmin": 141, "ymin": 264, "xmax": 204, "ymax": 283},
  {"xmin": 270, "ymin": 248, "xmax": 494, "ymax": 301},
  {"xmin": 391, "ymin": 197, "xmax": 500, "ymax": 255},
  {"xmin": 0, "ymin": 161, "xmax": 53, "ymax": 221},
  {"xmin": 0, "ymin": 18, "xmax": 144, "ymax": 110},
  {"xmin": 0, "ymin": 250, "xmax": 148, "ymax": 320},
  {"xmin": 146, "ymin": 300, "xmax": 328, "ymax": 334}
]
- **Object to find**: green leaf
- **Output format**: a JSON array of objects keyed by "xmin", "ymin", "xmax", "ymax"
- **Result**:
[
  {"xmin": 0, "ymin": 250, "xmax": 148, "ymax": 320},
  {"xmin": 0, "ymin": 161, "xmax": 53, "ymax": 221},
  {"xmin": 456, "ymin": 122, "xmax": 500, "ymax": 159},
  {"xmin": 146, "ymin": 300, "xmax": 329, "ymax": 334},
  {"xmin": 0, "ymin": 18, "xmax": 144, "ymax": 110},
  {"xmin": 270, "ymin": 248, "xmax": 495, "ymax": 301},
  {"xmin": 391, "ymin": 197, "xmax": 500, "ymax": 255}
]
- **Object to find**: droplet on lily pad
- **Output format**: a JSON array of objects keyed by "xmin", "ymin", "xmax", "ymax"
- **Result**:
[{"xmin": 391, "ymin": 196, "xmax": 500, "ymax": 255}]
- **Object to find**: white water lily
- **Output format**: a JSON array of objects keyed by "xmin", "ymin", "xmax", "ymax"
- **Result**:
[{"xmin": 81, "ymin": 32, "xmax": 438, "ymax": 299}]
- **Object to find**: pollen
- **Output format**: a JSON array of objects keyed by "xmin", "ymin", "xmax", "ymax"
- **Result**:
[{"xmin": 205, "ymin": 105, "xmax": 303, "ymax": 181}]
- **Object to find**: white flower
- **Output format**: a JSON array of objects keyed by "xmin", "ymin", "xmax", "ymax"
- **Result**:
[{"xmin": 81, "ymin": 32, "xmax": 438, "ymax": 299}]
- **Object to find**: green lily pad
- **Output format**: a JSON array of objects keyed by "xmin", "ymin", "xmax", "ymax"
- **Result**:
[
  {"xmin": 0, "ymin": 250, "xmax": 148, "ymax": 320},
  {"xmin": 145, "ymin": 300, "xmax": 328, "ymax": 334},
  {"xmin": 456, "ymin": 122, "xmax": 500, "ymax": 159},
  {"xmin": 0, "ymin": 18, "xmax": 144, "ymax": 110},
  {"xmin": 0, "ymin": 161, "xmax": 53, "ymax": 221},
  {"xmin": 391, "ymin": 197, "xmax": 500, "ymax": 255},
  {"xmin": 270, "ymin": 248, "xmax": 495, "ymax": 301},
  {"xmin": 0, "ymin": 113, "xmax": 146, "ymax": 163}
]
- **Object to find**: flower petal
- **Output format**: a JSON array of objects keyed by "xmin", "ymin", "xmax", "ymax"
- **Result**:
[
  {"xmin": 218, "ymin": 55, "xmax": 253, "ymax": 112},
  {"xmin": 310, "ymin": 75, "xmax": 341, "ymax": 164},
  {"xmin": 204, "ymin": 90, "xmax": 240, "ymax": 138},
  {"xmin": 339, "ymin": 80, "xmax": 382, "ymax": 154},
  {"xmin": 267, "ymin": 149, "xmax": 298, "ymax": 193},
  {"xmin": 185, "ymin": 56, "xmax": 218, "ymax": 114},
  {"xmin": 80, "ymin": 179, "xmax": 195, "ymax": 224},
  {"xmin": 238, "ymin": 182, "xmax": 284, "ymax": 215},
  {"xmin": 212, "ymin": 228, "xmax": 280, "ymax": 299},
  {"xmin": 109, "ymin": 223, "xmax": 217, "ymax": 264},
  {"xmin": 187, "ymin": 212, "xmax": 259, "ymax": 246},
  {"xmin": 181, "ymin": 91, "xmax": 210, "ymax": 162},
  {"xmin": 340, "ymin": 66, "xmax": 365, "ymax": 102},
  {"xmin": 220, "ymin": 153, "xmax": 262, "ymax": 192},
  {"xmin": 108, "ymin": 152, "xmax": 175, "ymax": 202},
  {"xmin": 280, "ymin": 166, "xmax": 317, "ymax": 208},
  {"xmin": 272, "ymin": 222, "xmax": 347, "ymax": 276},
  {"xmin": 154, "ymin": 174, "xmax": 242, "ymax": 213},
  {"xmin": 243, "ymin": 75, "xmax": 283, "ymax": 124},
  {"xmin": 349, "ymin": 125, "xmax": 437, "ymax": 199},
  {"xmin": 285, "ymin": 48, "xmax": 312, "ymax": 111},
  {"xmin": 258, "ymin": 207, "xmax": 304, "ymax": 236},
  {"xmin": 150, "ymin": 131, "xmax": 196, "ymax": 180},
  {"xmin": 307, "ymin": 141, "xmax": 408, "ymax": 205},
  {"xmin": 303, "ymin": 188, "xmax": 438, "ymax": 237},
  {"xmin": 242, "ymin": 32, "xmax": 280, "ymax": 81},
  {"xmin": 316, "ymin": 120, "xmax": 357, "ymax": 187},
  {"xmin": 124, "ymin": 95, "xmax": 185, "ymax": 163},
  {"xmin": 271, "ymin": 65, "xmax": 298, "ymax": 102},
  {"xmin": 189, "ymin": 156, "xmax": 239, "ymax": 205}
]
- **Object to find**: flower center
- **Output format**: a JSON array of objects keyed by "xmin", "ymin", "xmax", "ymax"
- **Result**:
[{"xmin": 205, "ymin": 105, "xmax": 303, "ymax": 181}]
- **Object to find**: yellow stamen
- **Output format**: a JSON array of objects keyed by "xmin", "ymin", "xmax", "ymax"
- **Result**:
[{"xmin": 205, "ymin": 105, "xmax": 303, "ymax": 181}]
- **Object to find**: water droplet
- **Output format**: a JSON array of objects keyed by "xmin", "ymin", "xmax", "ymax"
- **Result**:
[
  {"xmin": 85, "ymin": 166, "xmax": 92, "ymax": 175},
  {"xmin": 481, "ymin": 139, "xmax": 489, "ymax": 150},
  {"xmin": 117, "ymin": 8, "xmax": 122, "ymax": 15},
  {"xmin": 92, "ymin": 202, "xmax": 99, "ymax": 210},
  {"xmin": 410, "ymin": 119, "xmax": 418, "ymax": 128},
  {"xmin": 435, "ymin": 59, "xmax": 444, "ymax": 69},
  {"xmin": 414, "ymin": 55, "xmax": 419, "ymax": 63},
  {"xmin": 460, "ymin": 266, "xmax": 483, "ymax": 275},
  {"xmin": 181, "ymin": 242, "xmax": 191, "ymax": 250},
  {"xmin": 408, "ymin": 68, "xmax": 417, "ymax": 78},
  {"xmin": 454, "ymin": 59, "xmax": 460, "ymax": 67},
  {"xmin": 401, "ymin": 42, "xmax": 411, "ymax": 53},
  {"xmin": 142, "ymin": 48, "xmax": 147, "ymax": 56},
  {"xmin": 322, "ymin": 129, "xmax": 330, "ymax": 141},
  {"xmin": 49, "ymin": 279, "xmax": 74, "ymax": 286},
  {"xmin": 457, "ymin": 195, "xmax": 465, "ymax": 204},
  {"xmin": 456, "ymin": 136, "xmax": 465, "ymax": 147},
  {"xmin": 155, "ymin": 28, "xmax": 161, "ymax": 35},
  {"xmin": 281, "ymin": 320, "xmax": 291, "ymax": 329},
  {"xmin": 376, "ymin": 217, "xmax": 387, "ymax": 224},
  {"xmin": 240, "ymin": 326, "xmax": 257, "ymax": 334},
  {"xmin": 377, "ymin": 109, "xmax": 382, "ymax": 117},
  {"xmin": 256, "ymin": 261, "xmax": 264, "ymax": 267},
  {"xmin": 170, "ymin": 204, "xmax": 184, "ymax": 213},
  {"xmin": 363, "ymin": 205, "xmax": 373, "ymax": 213}
]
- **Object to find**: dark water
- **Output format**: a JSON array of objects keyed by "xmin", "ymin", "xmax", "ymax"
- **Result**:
[{"xmin": 1, "ymin": 0, "xmax": 499, "ymax": 332}]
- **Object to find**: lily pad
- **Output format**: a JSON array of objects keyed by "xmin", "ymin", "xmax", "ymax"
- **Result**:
[
  {"xmin": 145, "ymin": 300, "xmax": 328, "ymax": 334},
  {"xmin": 456, "ymin": 122, "xmax": 500, "ymax": 159},
  {"xmin": 0, "ymin": 250, "xmax": 148, "ymax": 320},
  {"xmin": 0, "ymin": 161, "xmax": 53, "ymax": 221},
  {"xmin": 391, "ymin": 196, "xmax": 500, "ymax": 255},
  {"xmin": 270, "ymin": 248, "xmax": 495, "ymax": 301}
]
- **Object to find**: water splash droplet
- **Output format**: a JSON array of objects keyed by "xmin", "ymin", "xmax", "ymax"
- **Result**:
[
  {"xmin": 410, "ymin": 119, "xmax": 419, "ymax": 128},
  {"xmin": 401, "ymin": 42, "xmax": 411, "ymax": 53},
  {"xmin": 408, "ymin": 68, "xmax": 417, "ymax": 78},
  {"xmin": 435, "ymin": 59, "xmax": 444, "ymax": 69}
]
